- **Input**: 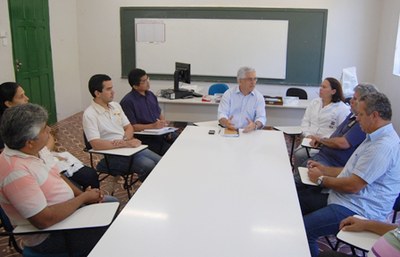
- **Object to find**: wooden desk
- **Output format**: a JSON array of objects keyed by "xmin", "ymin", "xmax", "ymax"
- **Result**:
[
  {"xmin": 89, "ymin": 126, "xmax": 310, "ymax": 257},
  {"xmin": 158, "ymin": 97, "xmax": 309, "ymax": 126}
]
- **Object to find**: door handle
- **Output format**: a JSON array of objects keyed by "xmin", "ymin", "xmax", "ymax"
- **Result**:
[{"xmin": 15, "ymin": 59, "xmax": 22, "ymax": 72}]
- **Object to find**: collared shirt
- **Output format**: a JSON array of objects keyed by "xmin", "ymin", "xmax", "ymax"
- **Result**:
[
  {"xmin": 317, "ymin": 113, "xmax": 366, "ymax": 167},
  {"xmin": 301, "ymin": 98, "xmax": 350, "ymax": 137},
  {"xmin": 83, "ymin": 101, "xmax": 130, "ymax": 142},
  {"xmin": 120, "ymin": 89, "xmax": 161, "ymax": 125},
  {"xmin": 0, "ymin": 147, "xmax": 74, "ymax": 246},
  {"xmin": 328, "ymin": 123, "xmax": 400, "ymax": 221},
  {"xmin": 217, "ymin": 86, "xmax": 266, "ymax": 129}
]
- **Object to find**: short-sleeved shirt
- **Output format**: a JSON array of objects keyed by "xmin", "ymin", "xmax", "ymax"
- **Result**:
[
  {"xmin": 370, "ymin": 228, "xmax": 400, "ymax": 256},
  {"xmin": 328, "ymin": 123, "xmax": 400, "ymax": 221},
  {"xmin": 120, "ymin": 90, "xmax": 161, "ymax": 125},
  {"xmin": 0, "ymin": 147, "xmax": 74, "ymax": 246},
  {"xmin": 301, "ymin": 98, "xmax": 350, "ymax": 138},
  {"xmin": 316, "ymin": 113, "xmax": 366, "ymax": 167},
  {"xmin": 83, "ymin": 101, "xmax": 130, "ymax": 142},
  {"xmin": 217, "ymin": 86, "xmax": 266, "ymax": 129}
]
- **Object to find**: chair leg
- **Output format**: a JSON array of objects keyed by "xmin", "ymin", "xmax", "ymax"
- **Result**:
[
  {"xmin": 9, "ymin": 235, "xmax": 22, "ymax": 253},
  {"xmin": 324, "ymin": 235, "xmax": 339, "ymax": 251}
]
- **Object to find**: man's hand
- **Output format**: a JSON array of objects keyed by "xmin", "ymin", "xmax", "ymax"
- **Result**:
[
  {"xmin": 308, "ymin": 135, "xmax": 322, "ymax": 148},
  {"xmin": 308, "ymin": 166, "xmax": 323, "ymax": 183},
  {"xmin": 154, "ymin": 119, "xmax": 169, "ymax": 129},
  {"xmin": 243, "ymin": 118, "xmax": 257, "ymax": 133},
  {"xmin": 339, "ymin": 216, "xmax": 367, "ymax": 232},
  {"xmin": 81, "ymin": 187, "xmax": 103, "ymax": 204},
  {"xmin": 224, "ymin": 116, "xmax": 236, "ymax": 131},
  {"xmin": 126, "ymin": 138, "xmax": 142, "ymax": 148}
]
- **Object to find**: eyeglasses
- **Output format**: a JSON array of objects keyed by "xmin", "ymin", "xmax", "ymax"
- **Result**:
[
  {"xmin": 242, "ymin": 77, "xmax": 258, "ymax": 82},
  {"xmin": 140, "ymin": 77, "xmax": 150, "ymax": 84}
]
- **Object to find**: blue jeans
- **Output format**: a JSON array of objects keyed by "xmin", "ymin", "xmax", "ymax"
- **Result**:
[
  {"xmin": 97, "ymin": 149, "xmax": 161, "ymax": 181},
  {"xmin": 304, "ymin": 204, "xmax": 356, "ymax": 257}
]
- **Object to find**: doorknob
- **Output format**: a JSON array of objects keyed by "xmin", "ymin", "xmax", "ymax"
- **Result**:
[{"xmin": 15, "ymin": 59, "xmax": 22, "ymax": 72}]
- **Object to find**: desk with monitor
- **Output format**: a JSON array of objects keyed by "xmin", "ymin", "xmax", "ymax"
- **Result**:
[
  {"xmin": 89, "ymin": 126, "xmax": 310, "ymax": 257},
  {"xmin": 158, "ymin": 97, "xmax": 309, "ymax": 126}
]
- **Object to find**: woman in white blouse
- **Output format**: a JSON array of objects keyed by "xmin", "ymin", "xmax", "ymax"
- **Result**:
[
  {"xmin": 294, "ymin": 77, "xmax": 350, "ymax": 167},
  {"xmin": 301, "ymin": 77, "xmax": 349, "ymax": 138}
]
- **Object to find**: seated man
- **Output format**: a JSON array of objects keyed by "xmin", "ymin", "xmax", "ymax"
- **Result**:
[
  {"xmin": 218, "ymin": 66, "xmax": 266, "ymax": 132},
  {"xmin": 303, "ymin": 92, "xmax": 400, "ymax": 257},
  {"xmin": 120, "ymin": 68, "xmax": 176, "ymax": 156},
  {"xmin": 0, "ymin": 103, "xmax": 106, "ymax": 256},
  {"xmin": 295, "ymin": 84, "xmax": 378, "ymax": 215},
  {"xmin": 294, "ymin": 84, "xmax": 377, "ymax": 168},
  {"xmin": 82, "ymin": 74, "xmax": 161, "ymax": 188}
]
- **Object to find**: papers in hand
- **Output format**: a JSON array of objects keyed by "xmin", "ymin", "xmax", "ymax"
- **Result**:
[
  {"xmin": 137, "ymin": 127, "xmax": 178, "ymax": 135},
  {"xmin": 298, "ymin": 167, "xmax": 318, "ymax": 186},
  {"xmin": 301, "ymin": 137, "xmax": 313, "ymax": 148},
  {"xmin": 222, "ymin": 128, "xmax": 239, "ymax": 137}
]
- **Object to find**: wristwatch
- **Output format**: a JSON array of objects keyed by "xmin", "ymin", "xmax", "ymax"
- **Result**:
[{"xmin": 316, "ymin": 176, "xmax": 324, "ymax": 186}]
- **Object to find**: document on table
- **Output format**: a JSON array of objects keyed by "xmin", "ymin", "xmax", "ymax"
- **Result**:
[
  {"xmin": 301, "ymin": 137, "xmax": 312, "ymax": 148},
  {"xmin": 135, "ymin": 127, "xmax": 178, "ymax": 135},
  {"xmin": 298, "ymin": 167, "xmax": 317, "ymax": 186},
  {"xmin": 222, "ymin": 128, "xmax": 239, "ymax": 137}
]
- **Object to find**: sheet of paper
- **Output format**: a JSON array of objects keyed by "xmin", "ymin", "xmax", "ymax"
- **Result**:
[
  {"xmin": 222, "ymin": 128, "xmax": 239, "ymax": 137},
  {"xmin": 298, "ymin": 167, "xmax": 318, "ymax": 186}
]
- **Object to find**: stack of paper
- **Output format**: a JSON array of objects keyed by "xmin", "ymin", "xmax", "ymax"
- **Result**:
[{"xmin": 141, "ymin": 127, "xmax": 178, "ymax": 135}]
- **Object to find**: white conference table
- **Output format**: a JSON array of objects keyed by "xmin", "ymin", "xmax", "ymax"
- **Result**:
[
  {"xmin": 89, "ymin": 126, "xmax": 310, "ymax": 257},
  {"xmin": 158, "ymin": 97, "xmax": 309, "ymax": 126}
]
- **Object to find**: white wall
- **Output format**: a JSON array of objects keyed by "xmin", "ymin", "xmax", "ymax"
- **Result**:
[
  {"xmin": 0, "ymin": 0, "xmax": 15, "ymax": 82},
  {"xmin": 375, "ymin": 0, "xmax": 400, "ymax": 132},
  {"xmin": 2, "ymin": 0, "xmax": 400, "ymax": 131}
]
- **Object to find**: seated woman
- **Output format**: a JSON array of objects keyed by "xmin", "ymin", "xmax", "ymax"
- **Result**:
[
  {"xmin": 0, "ymin": 82, "xmax": 99, "ymax": 190},
  {"xmin": 294, "ymin": 77, "xmax": 350, "ymax": 167}
]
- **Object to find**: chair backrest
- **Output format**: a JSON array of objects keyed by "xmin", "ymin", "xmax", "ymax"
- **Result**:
[
  {"xmin": 392, "ymin": 193, "xmax": 400, "ymax": 223},
  {"xmin": 286, "ymin": 87, "xmax": 308, "ymax": 100},
  {"xmin": 208, "ymin": 83, "xmax": 229, "ymax": 95},
  {"xmin": 83, "ymin": 132, "xmax": 92, "ymax": 151},
  {"xmin": 0, "ymin": 206, "xmax": 23, "ymax": 253}
]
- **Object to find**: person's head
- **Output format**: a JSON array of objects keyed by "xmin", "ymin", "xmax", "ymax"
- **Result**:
[
  {"xmin": 0, "ymin": 82, "xmax": 29, "ymax": 114},
  {"xmin": 237, "ymin": 66, "xmax": 257, "ymax": 95},
  {"xmin": 0, "ymin": 103, "xmax": 49, "ymax": 152},
  {"xmin": 319, "ymin": 77, "xmax": 344, "ymax": 103},
  {"xmin": 351, "ymin": 83, "xmax": 378, "ymax": 114},
  {"xmin": 88, "ymin": 74, "xmax": 114, "ymax": 104},
  {"xmin": 128, "ymin": 68, "xmax": 150, "ymax": 93},
  {"xmin": 356, "ymin": 92, "xmax": 391, "ymax": 133}
]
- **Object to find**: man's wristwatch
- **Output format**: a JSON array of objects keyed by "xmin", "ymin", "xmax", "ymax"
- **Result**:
[{"xmin": 316, "ymin": 176, "xmax": 324, "ymax": 186}]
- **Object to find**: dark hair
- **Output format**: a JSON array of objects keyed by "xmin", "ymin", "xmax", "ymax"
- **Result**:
[
  {"xmin": 0, "ymin": 103, "xmax": 48, "ymax": 150},
  {"xmin": 88, "ymin": 74, "xmax": 111, "ymax": 97},
  {"xmin": 0, "ymin": 82, "xmax": 20, "ymax": 115},
  {"xmin": 128, "ymin": 68, "xmax": 147, "ymax": 87},
  {"xmin": 325, "ymin": 77, "xmax": 345, "ymax": 103},
  {"xmin": 359, "ymin": 92, "xmax": 392, "ymax": 121}
]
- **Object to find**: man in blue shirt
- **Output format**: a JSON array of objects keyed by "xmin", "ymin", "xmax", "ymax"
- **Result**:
[
  {"xmin": 218, "ymin": 66, "xmax": 266, "ymax": 132},
  {"xmin": 121, "ymin": 68, "xmax": 175, "ymax": 155},
  {"xmin": 303, "ymin": 92, "xmax": 400, "ymax": 257}
]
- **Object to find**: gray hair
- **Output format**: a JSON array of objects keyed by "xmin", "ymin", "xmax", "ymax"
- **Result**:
[
  {"xmin": 0, "ymin": 103, "xmax": 48, "ymax": 149},
  {"xmin": 359, "ymin": 92, "xmax": 392, "ymax": 121},
  {"xmin": 237, "ymin": 66, "xmax": 256, "ymax": 80},
  {"xmin": 354, "ymin": 83, "xmax": 378, "ymax": 98}
]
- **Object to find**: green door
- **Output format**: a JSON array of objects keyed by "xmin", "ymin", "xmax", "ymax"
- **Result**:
[{"xmin": 8, "ymin": 0, "xmax": 57, "ymax": 124}]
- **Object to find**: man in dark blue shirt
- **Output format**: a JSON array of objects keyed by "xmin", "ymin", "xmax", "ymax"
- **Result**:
[{"xmin": 120, "ymin": 68, "xmax": 175, "ymax": 155}]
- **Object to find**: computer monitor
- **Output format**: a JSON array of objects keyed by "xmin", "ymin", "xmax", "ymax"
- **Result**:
[{"xmin": 173, "ymin": 62, "xmax": 193, "ymax": 99}]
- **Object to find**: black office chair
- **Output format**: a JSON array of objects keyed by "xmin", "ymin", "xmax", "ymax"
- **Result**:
[
  {"xmin": 286, "ymin": 87, "xmax": 308, "ymax": 100},
  {"xmin": 83, "ymin": 133, "xmax": 141, "ymax": 198}
]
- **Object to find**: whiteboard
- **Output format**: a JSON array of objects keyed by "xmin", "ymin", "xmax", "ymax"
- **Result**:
[{"xmin": 135, "ymin": 19, "xmax": 288, "ymax": 79}]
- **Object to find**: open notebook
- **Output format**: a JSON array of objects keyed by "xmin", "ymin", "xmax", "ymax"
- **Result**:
[{"xmin": 298, "ymin": 167, "xmax": 318, "ymax": 186}]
